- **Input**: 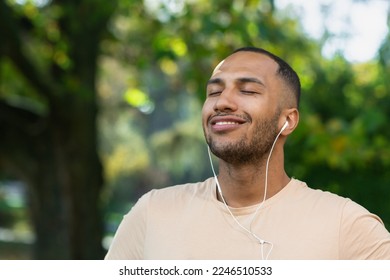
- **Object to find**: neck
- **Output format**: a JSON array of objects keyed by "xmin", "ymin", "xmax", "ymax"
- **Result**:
[{"xmin": 216, "ymin": 147, "xmax": 289, "ymax": 208}]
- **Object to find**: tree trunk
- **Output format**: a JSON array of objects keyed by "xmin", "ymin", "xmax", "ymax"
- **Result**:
[
  {"xmin": 0, "ymin": 0, "xmax": 116, "ymax": 259},
  {"xmin": 28, "ymin": 105, "xmax": 104, "ymax": 259},
  {"xmin": 0, "ymin": 98, "xmax": 105, "ymax": 259}
]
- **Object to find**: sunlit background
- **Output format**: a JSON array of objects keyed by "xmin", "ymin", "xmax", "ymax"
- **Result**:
[{"xmin": 277, "ymin": 0, "xmax": 389, "ymax": 62}]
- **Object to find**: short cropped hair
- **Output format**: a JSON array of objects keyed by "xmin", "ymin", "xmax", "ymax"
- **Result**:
[{"xmin": 233, "ymin": 47, "xmax": 301, "ymax": 108}]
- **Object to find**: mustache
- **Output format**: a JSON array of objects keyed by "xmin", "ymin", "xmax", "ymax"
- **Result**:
[{"xmin": 208, "ymin": 112, "xmax": 252, "ymax": 123}]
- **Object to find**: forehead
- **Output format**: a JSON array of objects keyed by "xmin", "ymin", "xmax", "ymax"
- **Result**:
[{"xmin": 211, "ymin": 51, "xmax": 279, "ymax": 81}]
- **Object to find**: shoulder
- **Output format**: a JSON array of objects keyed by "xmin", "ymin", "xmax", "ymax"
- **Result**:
[
  {"xmin": 338, "ymin": 196, "xmax": 390, "ymax": 259},
  {"xmin": 285, "ymin": 179, "xmax": 372, "ymax": 225},
  {"xmin": 137, "ymin": 177, "xmax": 215, "ymax": 208},
  {"xmin": 292, "ymin": 179, "xmax": 379, "ymax": 218},
  {"xmin": 291, "ymin": 179, "xmax": 390, "ymax": 259},
  {"xmin": 148, "ymin": 177, "xmax": 213, "ymax": 197},
  {"xmin": 288, "ymin": 178, "xmax": 351, "ymax": 209}
]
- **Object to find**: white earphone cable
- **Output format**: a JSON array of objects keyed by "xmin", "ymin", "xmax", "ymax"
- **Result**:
[{"xmin": 207, "ymin": 122, "xmax": 286, "ymax": 260}]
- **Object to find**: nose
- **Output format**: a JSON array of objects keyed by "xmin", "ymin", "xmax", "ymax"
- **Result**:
[{"xmin": 213, "ymin": 88, "xmax": 238, "ymax": 113}]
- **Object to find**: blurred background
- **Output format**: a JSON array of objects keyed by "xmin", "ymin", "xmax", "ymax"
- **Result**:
[{"xmin": 0, "ymin": 0, "xmax": 389, "ymax": 259}]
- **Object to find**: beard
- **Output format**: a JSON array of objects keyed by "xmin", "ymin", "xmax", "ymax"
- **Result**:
[{"xmin": 205, "ymin": 110, "xmax": 281, "ymax": 165}]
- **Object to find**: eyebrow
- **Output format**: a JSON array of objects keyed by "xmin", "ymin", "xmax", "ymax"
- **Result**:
[
  {"xmin": 207, "ymin": 78, "xmax": 224, "ymax": 86},
  {"xmin": 237, "ymin": 77, "xmax": 265, "ymax": 86},
  {"xmin": 207, "ymin": 77, "xmax": 266, "ymax": 87}
]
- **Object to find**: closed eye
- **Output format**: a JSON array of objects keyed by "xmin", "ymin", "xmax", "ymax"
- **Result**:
[
  {"xmin": 241, "ymin": 90, "xmax": 258, "ymax": 95},
  {"xmin": 207, "ymin": 90, "xmax": 223, "ymax": 96}
]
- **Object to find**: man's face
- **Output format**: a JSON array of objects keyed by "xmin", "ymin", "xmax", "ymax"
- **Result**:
[{"xmin": 202, "ymin": 51, "xmax": 284, "ymax": 164}]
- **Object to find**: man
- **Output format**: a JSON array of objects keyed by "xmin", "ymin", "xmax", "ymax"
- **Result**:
[{"xmin": 105, "ymin": 47, "xmax": 390, "ymax": 259}]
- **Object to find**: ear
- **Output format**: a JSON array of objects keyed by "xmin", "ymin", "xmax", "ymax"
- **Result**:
[{"xmin": 280, "ymin": 108, "xmax": 299, "ymax": 136}]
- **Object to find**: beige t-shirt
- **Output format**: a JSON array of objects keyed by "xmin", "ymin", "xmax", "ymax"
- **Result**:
[{"xmin": 105, "ymin": 178, "xmax": 390, "ymax": 259}]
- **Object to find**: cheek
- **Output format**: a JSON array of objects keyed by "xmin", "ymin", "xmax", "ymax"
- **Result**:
[{"xmin": 201, "ymin": 100, "xmax": 213, "ymax": 124}]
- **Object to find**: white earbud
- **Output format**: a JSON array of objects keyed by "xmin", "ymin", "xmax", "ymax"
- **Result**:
[{"xmin": 280, "ymin": 120, "xmax": 289, "ymax": 133}]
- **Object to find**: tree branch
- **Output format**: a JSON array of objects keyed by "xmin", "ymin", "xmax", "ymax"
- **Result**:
[
  {"xmin": 0, "ymin": 0, "xmax": 58, "ymax": 102},
  {"xmin": 0, "ymin": 99, "xmax": 48, "ymax": 175},
  {"xmin": 0, "ymin": 100, "xmax": 47, "ymax": 151},
  {"xmin": 0, "ymin": 100, "xmax": 45, "ymax": 132}
]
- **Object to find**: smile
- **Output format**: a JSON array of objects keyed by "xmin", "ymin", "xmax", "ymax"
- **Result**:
[
  {"xmin": 209, "ymin": 115, "xmax": 249, "ymax": 133},
  {"xmin": 215, "ymin": 121, "xmax": 240, "ymax": 125}
]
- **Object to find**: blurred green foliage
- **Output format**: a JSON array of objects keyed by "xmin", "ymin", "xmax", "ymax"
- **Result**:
[
  {"xmin": 101, "ymin": 0, "xmax": 390, "ymax": 228},
  {"xmin": 0, "ymin": 0, "xmax": 389, "ymax": 258}
]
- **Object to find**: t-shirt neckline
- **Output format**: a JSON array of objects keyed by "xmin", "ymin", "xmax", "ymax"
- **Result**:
[{"xmin": 209, "ymin": 177, "xmax": 301, "ymax": 216}]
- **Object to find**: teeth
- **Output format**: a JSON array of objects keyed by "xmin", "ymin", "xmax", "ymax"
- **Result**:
[{"xmin": 215, "ymin": 121, "xmax": 238, "ymax": 125}]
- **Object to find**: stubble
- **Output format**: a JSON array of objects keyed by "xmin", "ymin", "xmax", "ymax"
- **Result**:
[{"xmin": 205, "ymin": 110, "xmax": 280, "ymax": 165}]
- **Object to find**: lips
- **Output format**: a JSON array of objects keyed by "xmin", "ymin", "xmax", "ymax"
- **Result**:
[{"xmin": 209, "ymin": 115, "xmax": 249, "ymax": 132}]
